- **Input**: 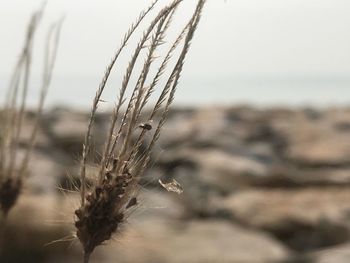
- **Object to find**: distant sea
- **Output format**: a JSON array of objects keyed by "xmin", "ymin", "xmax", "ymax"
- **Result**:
[{"xmin": 1, "ymin": 76, "xmax": 350, "ymax": 109}]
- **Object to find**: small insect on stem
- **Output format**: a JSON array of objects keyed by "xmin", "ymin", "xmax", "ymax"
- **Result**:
[{"xmin": 139, "ymin": 121, "xmax": 153, "ymax": 131}]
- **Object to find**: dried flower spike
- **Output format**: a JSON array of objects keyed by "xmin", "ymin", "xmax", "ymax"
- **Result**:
[
  {"xmin": 75, "ymin": 1, "xmax": 206, "ymax": 262},
  {"xmin": 0, "ymin": 5, "xmax": 63, "ymax": 217}
]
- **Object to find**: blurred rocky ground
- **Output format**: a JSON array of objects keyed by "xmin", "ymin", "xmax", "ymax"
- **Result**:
[{"xmin": 2, "ymin": 106, "xmax": 350, "ymax": 263}]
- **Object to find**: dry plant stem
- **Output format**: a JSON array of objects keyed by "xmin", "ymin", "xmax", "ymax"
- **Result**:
[
  {"xmin": 75, "ymin": 1, "xmax": 205, "ymax": 261},
  {"xmin": 127, "ymin": 22, "xmax": 191, "ymax": 163},
  {"xmin": 0, "ymin": 5, "xmax": 62, "ymax": 216},
  {"xmin": 4, "ymin": 59, "xmax": 24, "ymax": 179},
  {"xmin": 80, "ymin": 0, "xmax": 160, "ymax": 206},
  {"xmin": 99, "ymin": 0, "xmax": 182, "ymax": 182},
  {"xmin": 0, "ymin": 177, "xmax": 22, "ymax": 259},
  {"xmin": 0, "ymin": 13, "xmax": 38, "ymax": 177},
  {"xmin": 83, "ymin": 252, "xmax": 91, "ymax": 263},
  {"xmin": 135, "ymin": 8, "xmax": 179, "ymax": 117},
  {"xmin": 140, "ymin": 0, "xmax": 206, "ymax": 170},
  {"xmin": 112, "ymin": 12, "xmax": 172, "ymax": 173},
  {"xmin": 9, "ymin": 46, "xmax": 32, "ymax": 176},
  {"xmin": 7, "ymin": 9, "xmax": 44, "ymax": 179},
  {"xmin": 103, "ymin": 1, "xmax": 182, "ymax": 170},
  {"xmin": 1, "ymin": 6, "xmax": 44, "ymax": 180},
  {"xmin": 0, "ymin": 216, "xmax": 7, "ymax": 258},
  {"xmin": 19, "ymin": 18, "xmax": 64, "ymax": 176}
]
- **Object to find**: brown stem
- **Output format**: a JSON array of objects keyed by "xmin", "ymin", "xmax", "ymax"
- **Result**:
[
  {"xmin": 83, "ymin": 251, "xmax": 91, "ymax": 263},
  {"xmin": 0, "ymin": 215, "xmax": 7, "ymax": 259}
]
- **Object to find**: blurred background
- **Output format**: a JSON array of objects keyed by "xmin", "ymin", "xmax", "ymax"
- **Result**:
[
  {"xmin": 1, "ymin": 0, "xmax": 350, "ymax": 107},
  {"xmin": 1, "ymin": 0, "xmax": 350, "ymax": 262}
]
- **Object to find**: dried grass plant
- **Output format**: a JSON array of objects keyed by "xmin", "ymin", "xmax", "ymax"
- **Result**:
[
  {"xmin": 0, "ymin": 4, "xmax": 63, "ymax": 218},
  {"xmin": 74, "ymin": 0, "xmax": 206, "ymax": 262}
]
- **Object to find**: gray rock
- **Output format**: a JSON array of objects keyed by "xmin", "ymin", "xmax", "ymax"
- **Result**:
[
  {"xmin": 17, "ymin": 114, "xmax": 52, "ymax": 149},
  {"xmin": 45, "ymin": 109, "xmax": 107, "ymax": 158},
  {"xmin": 308, "ymin": 243, "xmax": 350, "ymax": 263},
  {"xmin": 98, "ymin": 219, "xmax": 291, "ymax": 263},
  {"xmin": 3, "ymin": 194, "xmax": 79, "ymax": 263},
  {"xmin": 26, "ymin": 151, "xmax": 67, "ymax": 194},
  {"xmin": 158, "ymin": 148, "xmax": 269, "ymax": 192},
  {"xmin": 218, "ymin": 187, "xmax": 350, "ymax": 252},
  {"xmin": 271, "ymin": 111, "xmax": 350, "ymax": 166},
  {"xmin": 9, "ymin": 149, "xmax": 68, "ymax": 194},
  {"xmin": 257, "ymin": 165, "xmax": 350, "ymax": 187}
]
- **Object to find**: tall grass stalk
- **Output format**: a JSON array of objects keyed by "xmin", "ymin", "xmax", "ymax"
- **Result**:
[
  {"xmin": 0, "ymin": 3, "xmax": 63, "ymax": 221},
  {"xmin": 75, "ymin": 0, "xmax": 206, "ymax": 262}
]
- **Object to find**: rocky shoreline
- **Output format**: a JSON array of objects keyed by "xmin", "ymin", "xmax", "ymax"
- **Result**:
[{"xmin": 3, "ymin": 106, "xmax": 350, "ymax": 263}]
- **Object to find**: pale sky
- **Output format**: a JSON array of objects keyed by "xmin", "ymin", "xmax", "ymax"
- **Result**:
[{"xmin": 1, "ymin": 0, "xmax": 350, "ymax": 106}]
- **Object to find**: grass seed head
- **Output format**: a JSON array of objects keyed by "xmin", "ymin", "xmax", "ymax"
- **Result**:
[
  {"xmin": 0, "ymin": 177, "xmax": 22, "ymax": 216},
  {"xmin": 75, "ymin": 169, "xmax": 136, "ymax": 254},
  {"xmin": 76, "ymin": 0, "xmax": 206, "ymax": 261}
]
